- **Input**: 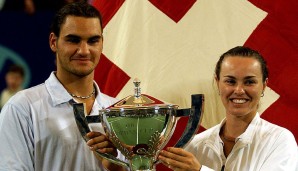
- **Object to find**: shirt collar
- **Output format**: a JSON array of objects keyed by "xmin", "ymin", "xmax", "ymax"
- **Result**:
[
  {"xmin": 237, "ymin": 113, "xmax": 260, "ymax": 144},
  {"xmin": 45, "ymin": 72, "xmax": 72, "ymax": 106},
  {"xmin": 217, "ymin": 113, "xmax": 261, "ymax": 144},
  {"xmin": 45, "ymin": 72, "xmax": 106, "ymax": 107}
]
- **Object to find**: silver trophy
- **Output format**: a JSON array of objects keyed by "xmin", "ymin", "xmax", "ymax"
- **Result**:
[{"xmin": 73, "ymin": 79, "xmax": 204, "ymax": 171}]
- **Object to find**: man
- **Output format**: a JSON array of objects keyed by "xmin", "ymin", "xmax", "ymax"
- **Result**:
[{"xmin": 0, "ymin": 2, "xmax": 125, "ymax": 171}]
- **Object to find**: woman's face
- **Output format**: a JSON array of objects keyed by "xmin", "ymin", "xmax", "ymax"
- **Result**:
[{"xmin": 216, "ymin": 56, "xmax": 267, "ymax": 119}]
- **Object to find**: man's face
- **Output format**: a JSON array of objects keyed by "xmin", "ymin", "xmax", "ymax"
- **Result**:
[{"xmin": 49, "ymin": 16, "xmax": 103, "ymax": 77}]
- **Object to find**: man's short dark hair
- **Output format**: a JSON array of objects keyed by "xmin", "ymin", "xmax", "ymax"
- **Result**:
[{"xmin": 50, "ymin": 1, "xmax": 103, "ymax": 37}]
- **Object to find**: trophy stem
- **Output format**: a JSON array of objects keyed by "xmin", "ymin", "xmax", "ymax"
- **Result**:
[{"xmin": 130, "ymin": 155, "xmax": 155, "ymax": 171}]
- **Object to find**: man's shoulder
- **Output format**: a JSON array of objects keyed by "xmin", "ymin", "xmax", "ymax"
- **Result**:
[
  {"xmin": 16, "ymin": 83, "xmax": 46, "ymax": 97},
  {"xmin": 6, "ymin": 83, "xmax": 46, "ymax": 105}
]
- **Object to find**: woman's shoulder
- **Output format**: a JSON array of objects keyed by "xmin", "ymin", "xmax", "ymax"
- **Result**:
[{"xmin": 258, "ymin": 118, "xmax": 296, "ymax": 143}]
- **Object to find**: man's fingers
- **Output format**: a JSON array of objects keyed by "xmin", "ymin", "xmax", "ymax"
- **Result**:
[
  {"xmin": 98, "ymin": 147, "xmax": 116, "ymax": 153},
  {"xmin": 85, "ymin": 131, "xmax": 117, "ymax": 156},
  {"xmin": 86, "ymin": 131, "xmax": 103, "ymax": 138},
  {"xmin": 86, "ymin": 135, "xmax": 106, "ymax": 146}
]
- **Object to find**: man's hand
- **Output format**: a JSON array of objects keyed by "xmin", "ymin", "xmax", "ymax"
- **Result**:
[
  {"xmin": 86, "ymin": 131, "xmax": 117, "ymax": 157},
  {"xmin": 86, "ymin": 131, "xmax": 126, "ymax": 171}
]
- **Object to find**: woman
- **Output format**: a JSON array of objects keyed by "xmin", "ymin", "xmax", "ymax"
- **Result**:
[{"xmin": 158, "ymin": 46, "xmax": 298, "ymax": 171}]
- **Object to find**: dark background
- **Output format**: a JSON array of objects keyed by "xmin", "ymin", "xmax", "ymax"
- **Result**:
[{"xmin": 0, "ymin": 11, "xmax": 56, "ymax": 91}]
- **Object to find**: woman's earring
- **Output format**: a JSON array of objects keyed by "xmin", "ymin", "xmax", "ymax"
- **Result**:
[{"xmin": 261, "ymin": 92, "xmax": 264, "ymax": 97}]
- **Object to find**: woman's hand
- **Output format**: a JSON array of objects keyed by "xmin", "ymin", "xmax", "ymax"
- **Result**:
[{"xmin": 158, "ymin": 147, "xmax": 202, "ymax": 171}]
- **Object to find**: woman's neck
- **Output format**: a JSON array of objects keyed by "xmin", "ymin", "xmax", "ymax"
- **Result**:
[{"xmin": 224, "ymin": 113, "xmax": 256, "ymax": 138}]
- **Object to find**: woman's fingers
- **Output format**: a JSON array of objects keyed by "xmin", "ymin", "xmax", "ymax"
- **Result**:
[{"xmin": 158, "ymin": 147, "xmax": 201, "ymax": 171}]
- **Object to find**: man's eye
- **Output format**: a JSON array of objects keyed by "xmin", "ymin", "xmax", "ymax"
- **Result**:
[
  {"xmin": 88, "ymin": 37, "xmax": 101, "ymax": 44},
  {"xmin": 67, "ymin": 38, "xmax": 80, "ymax": 43}
]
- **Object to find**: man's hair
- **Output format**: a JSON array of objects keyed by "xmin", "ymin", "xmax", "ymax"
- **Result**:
[{"xmin": 50, "ymin": 1, "xmax": 103, "ymax": 37}]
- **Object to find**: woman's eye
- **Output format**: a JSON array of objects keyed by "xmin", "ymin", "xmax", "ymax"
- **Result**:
[
  {"xmin": 225, "ymin": 79, "xmax": 235, "ymax": 85},
  {"xmin": 245, "ymin": 80, "xmax": 256, "ymax": 85}
]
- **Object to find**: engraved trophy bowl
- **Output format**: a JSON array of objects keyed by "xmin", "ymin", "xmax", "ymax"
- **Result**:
[{"xmin": 73, "ymin": 78, "xmax": 204, "ymax": 171}]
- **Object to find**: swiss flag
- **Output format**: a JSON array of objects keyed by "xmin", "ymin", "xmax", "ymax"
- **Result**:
[{"xmin": 93, "ymin": 0, "xmax": 298, "ymax": 170}]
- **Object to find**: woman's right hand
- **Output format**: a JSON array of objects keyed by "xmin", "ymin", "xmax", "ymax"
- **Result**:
[{"xmin": 158, "ymin": 147, "xmax": 202, "ymax": 171}]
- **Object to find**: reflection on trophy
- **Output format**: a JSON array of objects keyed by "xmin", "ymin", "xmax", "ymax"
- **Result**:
[{"xmin": 73, "ymin": 78, "xmax": 204, "ymax": 171}]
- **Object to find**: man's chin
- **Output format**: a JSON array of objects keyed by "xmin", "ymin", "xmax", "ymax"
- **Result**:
[{"xmin": 72, "ymin": 69, "xmax": 94, "ymax": 77}]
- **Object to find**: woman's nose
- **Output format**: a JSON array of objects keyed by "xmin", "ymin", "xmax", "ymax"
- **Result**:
[{"xmin": 234, "ymin": 84, "xmax": 245, "ymax": 95}]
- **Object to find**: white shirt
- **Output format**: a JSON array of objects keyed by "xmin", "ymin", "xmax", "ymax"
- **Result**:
[
  {"xmin": 185, "ymin": 113, "xmax": 298, "ymax": 171},
  {"xmin": 0, "ymin": 72, "xmax": 118, "ymax": 171},
  {"xmin": 0, "ymin": 88, "xmax": 21, "ymax": 109}
]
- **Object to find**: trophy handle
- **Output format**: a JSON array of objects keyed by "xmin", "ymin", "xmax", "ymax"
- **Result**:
[
  {"xmin": 174, "ymin": 94, "xmax": 204, "ymax": 148},
  {"xmin": 73, "ymin": 103, "xmax": 129, "ymax": 168}
]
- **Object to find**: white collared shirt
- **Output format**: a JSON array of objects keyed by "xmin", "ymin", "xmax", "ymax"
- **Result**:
[
  {"xmin": 185, "ymin": 113, "xmax": 298, "ymax": 171},
  {"xmin": 0, "ymin": 72, "xmax": 118, "ymax": 171}
]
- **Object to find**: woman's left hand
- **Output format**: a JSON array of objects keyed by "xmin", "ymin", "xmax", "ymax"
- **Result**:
[{"xmin": 158, "ymin": 147, "xmax": 201, "ymax": 171}]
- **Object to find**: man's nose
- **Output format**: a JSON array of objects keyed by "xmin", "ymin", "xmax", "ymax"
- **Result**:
[{"xmin": 77, "ymin": 42, "xmax": 90, "ymax": 55}]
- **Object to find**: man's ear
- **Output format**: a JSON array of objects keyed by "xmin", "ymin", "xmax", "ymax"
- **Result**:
[{"xmin": 49, "ymin": 33, "xmax": 57, "ymax": 52}]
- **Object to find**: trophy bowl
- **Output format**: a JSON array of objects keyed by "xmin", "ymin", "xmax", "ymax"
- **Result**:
[{"xmin": 73, "ymin": 79, "xmax": 204, "ymax": 171}]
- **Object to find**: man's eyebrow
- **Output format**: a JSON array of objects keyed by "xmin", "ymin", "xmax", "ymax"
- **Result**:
[
  {"xmin": 89, "ymin": 35, "xmax": 102, "ymax": 39},
  {"xmin": 65, "ymin": 34, "xmax": 80, "ymax": 39},
  {"xmin": 64, "ymin": 34, "xmax": 102, "ymax": 39}
]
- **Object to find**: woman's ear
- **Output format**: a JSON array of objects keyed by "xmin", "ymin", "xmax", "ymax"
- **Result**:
[
  {"xmin": 263, "ymin": 78, "xmax": 268, "ymax": 92},
  {"xmin": 214, "ymin": 75, "xmax": 220, "ymax": 95},
  {"xmin": 214, "ymin": 75, "xmax": 219, "ymax": 86}
]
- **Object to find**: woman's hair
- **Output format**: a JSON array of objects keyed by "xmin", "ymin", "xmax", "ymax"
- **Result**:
[{"xmin": 215, "ymin": 46, "xmax": 269, "ymax": 82}]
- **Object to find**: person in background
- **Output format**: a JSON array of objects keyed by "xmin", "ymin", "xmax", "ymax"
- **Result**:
[
  {"xmin": 0, "ymin": 64, "xmax": 24, "ymax": 109},
  {"xmin": 0, "ymin": 2, "xmax": 125, "ymax": 171},
  {"xmin": 158, "ymin": 46, "xmax": 298, "ymax": 171}
]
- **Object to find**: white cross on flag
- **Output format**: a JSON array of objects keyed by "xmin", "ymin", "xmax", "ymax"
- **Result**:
[{"xmin": 92, "ymin": 0, "xmax": 298, "ymax": 170}]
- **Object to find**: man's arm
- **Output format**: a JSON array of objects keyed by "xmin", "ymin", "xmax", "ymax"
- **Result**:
[{"xmin": 0, "ymin": 102, "xmax": 34, "ymax": 170}]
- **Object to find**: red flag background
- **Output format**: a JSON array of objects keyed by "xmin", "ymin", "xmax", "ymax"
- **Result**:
[{"xmin": 93, "ymin": 0, "xmax": 298, "ymax": 170}]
